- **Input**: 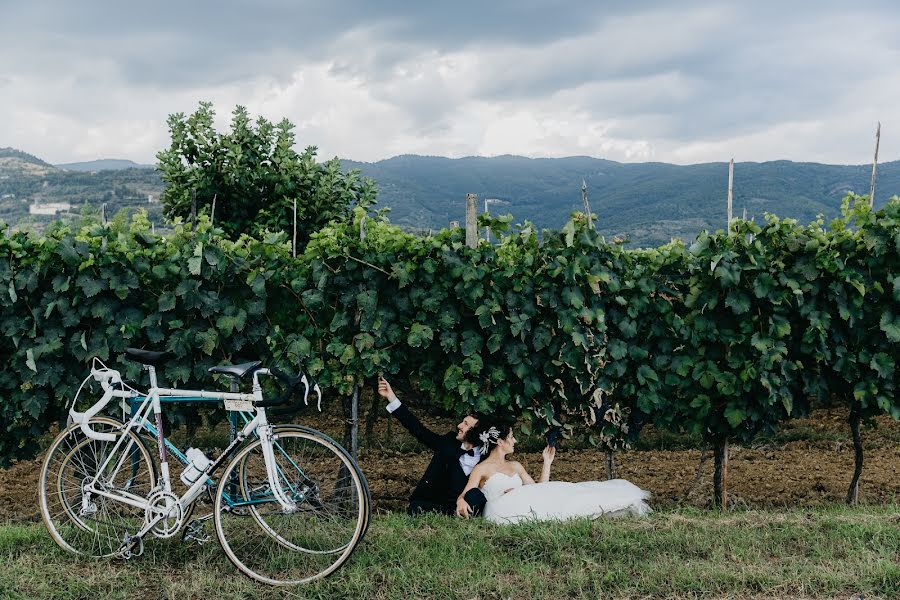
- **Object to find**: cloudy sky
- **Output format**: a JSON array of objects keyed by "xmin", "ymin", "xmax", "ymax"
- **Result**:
[{"xmin": 2, "ymin": 1, "xmax": 899, "ymax": 165}]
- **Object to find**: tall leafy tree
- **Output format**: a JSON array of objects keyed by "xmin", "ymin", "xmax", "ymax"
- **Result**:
[{"xmin": 156, "ymin": 102, "xmax": 376, "ymax": 245}]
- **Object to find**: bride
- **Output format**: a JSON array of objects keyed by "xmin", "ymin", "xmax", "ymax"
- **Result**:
[{"xmin": 456, "ymin": 422, "xmax": 651, "ymax": 524}]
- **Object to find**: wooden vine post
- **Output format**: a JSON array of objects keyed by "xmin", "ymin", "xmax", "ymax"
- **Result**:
[
  {"xmin": 846, "ymin": 121, "xmax": 881, "ymax": 504},
  {"xmin": 466, "ymin": 193, "xmax": 478, "ymax": 248},
  {"xmin": 190, "ymin": 189, "xmax": 197, "ymax": 228},
  {"xmin": 292, "ymin": 199, "xmax": 297, "ymax": 258},
  {"xmin": 727, "ymin": 158, "xmax": 734, "ymax": 232},
  {"xmin": 581, "ymin": 179, "xmax": 594, "ymax": 230},
  {"xmin": 869, "ymin": 121, "xmax": 881, "ymax": 208},
  {"xmin": 604, "ymin": 449, "xmax": 616, "ymax": 480},
  {"xmin": 344, "ymin": 212, "xmax": 368, "ymax": 460},
  {"xmin": 343, "ymin": 384, "xmax": 359, "ymax": 459}
]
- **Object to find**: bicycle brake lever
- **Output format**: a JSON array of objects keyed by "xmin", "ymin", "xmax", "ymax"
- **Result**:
[
  {"xmin": 301, "ymin": 374, "xmax": 310, "ymax": 406},
  {"xmin": 314, "ymin": 382, "xmax": 322, "ymax": 412}
]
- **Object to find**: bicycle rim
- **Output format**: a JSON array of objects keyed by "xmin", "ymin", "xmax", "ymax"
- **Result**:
[
  {"xmin": 214, "ymin": 430, "xmax": 368, "ymax": 585},
  {"xmin": 266, "ymin": 425, "xmax": 371, "ymax": 538}
]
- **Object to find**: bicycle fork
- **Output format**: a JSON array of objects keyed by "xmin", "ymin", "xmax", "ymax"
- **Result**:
[{"xmin": 257, "ymin": 423, "xmax": 298, "ymax": 513}]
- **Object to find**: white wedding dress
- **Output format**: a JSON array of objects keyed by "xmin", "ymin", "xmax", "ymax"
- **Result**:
[{"xmin": 482, "ymin": 472, "xmax": 651, "ymax": 524}]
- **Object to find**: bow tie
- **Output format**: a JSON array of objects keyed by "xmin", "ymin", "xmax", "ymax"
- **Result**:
[{"xmin": 462, "ymin": 448, "xmax": 476, "ymax": 457}]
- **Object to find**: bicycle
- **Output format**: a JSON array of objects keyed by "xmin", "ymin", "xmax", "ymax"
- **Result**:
[
  {"xmin": 39, "ymin": 348, "xmax": 370, "ymax": 585},
  {"xmin": 119, "ymin": 361, "xmax": 371, "ymax": 547}
]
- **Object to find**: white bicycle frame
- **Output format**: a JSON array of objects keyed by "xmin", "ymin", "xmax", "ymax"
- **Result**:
[{"xmin": 68, "ymin": 361, "xmax": 298, "ymax": 539}]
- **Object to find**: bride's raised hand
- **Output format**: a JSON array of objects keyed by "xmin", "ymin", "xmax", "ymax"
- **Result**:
[{"xmin": 542, "ymin": 445, "xmax": 556, "ymax": 464}]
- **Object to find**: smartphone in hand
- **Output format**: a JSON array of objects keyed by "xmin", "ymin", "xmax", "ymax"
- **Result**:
[{"xmin": 545, "ymin": 427, "xmax": 559, "ymax": 448}]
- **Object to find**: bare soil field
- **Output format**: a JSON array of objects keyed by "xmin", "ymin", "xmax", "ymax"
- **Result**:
[{"xmin": 2, "ymin": 407, "xmax": 898, "ymax": 521}]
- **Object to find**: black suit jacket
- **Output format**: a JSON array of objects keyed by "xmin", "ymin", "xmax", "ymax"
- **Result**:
[{"xmin": 392, "ymin": 404, "xmax": 485, "ymax": 514}]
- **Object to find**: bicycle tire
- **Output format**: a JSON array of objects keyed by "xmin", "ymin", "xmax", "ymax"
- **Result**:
[
  {"xmin": 213, "ymin": 430, "xmax": 368, "ymax": 585},
  {"xmin": 266, "ymin": 425, "xmax": 371, "ymax": 538}
]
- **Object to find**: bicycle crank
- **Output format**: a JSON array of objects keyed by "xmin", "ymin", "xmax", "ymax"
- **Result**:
[{"xmin": 145, "ymin": 490, "xmax": 184, "ymax": 538}]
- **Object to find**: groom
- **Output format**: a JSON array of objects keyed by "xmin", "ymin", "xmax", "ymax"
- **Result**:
[{"xmin": 378, "ymin": 377, "xmax": 487, "ymax": 517}]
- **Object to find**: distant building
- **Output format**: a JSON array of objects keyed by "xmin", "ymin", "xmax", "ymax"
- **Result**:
[{"xmin": 29, "ymin": 201, "xmax": 71, "ymax": 216}]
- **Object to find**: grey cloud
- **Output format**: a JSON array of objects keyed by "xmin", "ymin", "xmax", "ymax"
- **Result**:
[
  {"xmin": 433, "ymin": 4, "xmax": 900, "ymax": 145},
  {"xmin": 2, "ymin": 0, "xmax": 900, "ymax": 164},
  {"xmin": 1, "ymin": 1, "xmax": 643, "ymax": 86}
]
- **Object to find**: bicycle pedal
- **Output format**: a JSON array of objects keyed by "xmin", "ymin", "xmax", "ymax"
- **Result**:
[
  {"xmin": 117, "ymin": 534, "xmax": 144, "ymax": 560},
  {"xmin": 181, "ymin": 519, "xmax": 211, "ymax": 545}
]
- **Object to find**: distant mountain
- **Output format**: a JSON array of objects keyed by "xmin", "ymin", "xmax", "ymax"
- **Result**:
[
  {"xmin": 346, "ymin": 155, "xmax": 900, "ymax": 246},
  {"xmin": 0, "ymin": 147, "xmax": 53, "ymax": 167},
  {"xmin": 56, "ymin": 159, "xmax": 155, "ymax": 172},
  {"xmin": 3, "ymin": 147, "xmax": 899, "ymax": 246},
  {"xmin": 0, "ymin": 147, "xmax": 55, "ymax": 177}
]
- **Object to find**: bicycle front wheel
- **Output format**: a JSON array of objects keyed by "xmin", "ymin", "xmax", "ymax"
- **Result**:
[
  {"xmin": 213, "ymin": 430, "xmax": 368, "ymax": 585},
  {"xmin": 267, "ymin": 425, "xmax": 372, "ymax": 540}
]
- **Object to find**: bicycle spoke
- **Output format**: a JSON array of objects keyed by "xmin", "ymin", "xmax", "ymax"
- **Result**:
[{"xmin": 214, "ymin": 430, "xmax": 368, "ymax": 585}]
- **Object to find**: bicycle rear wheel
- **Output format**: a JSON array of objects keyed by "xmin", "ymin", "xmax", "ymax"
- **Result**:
[
  {"xmin": 39, "ymin": 418, "xmax": 156, "ymax": 557},
  {"xmin": 214, "ymin": 430, "xmax": 368, "ymax": 585}
]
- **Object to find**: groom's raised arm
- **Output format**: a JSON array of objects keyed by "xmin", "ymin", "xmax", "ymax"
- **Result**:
[
  {"xmin": 391, "ymin": 404, "xmax": 445, "ymax": 451},
  {"xmin": 379, "ymin": 378, "xmax": 444, "ymax": 451}
]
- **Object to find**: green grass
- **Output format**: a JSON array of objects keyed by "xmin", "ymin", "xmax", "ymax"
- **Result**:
[{"xmin": 3, "ymin": 505, "xmax": 898, "ymax": 599}]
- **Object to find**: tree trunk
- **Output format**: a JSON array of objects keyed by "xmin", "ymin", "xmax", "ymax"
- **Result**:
[
  {"xmin": 337, "ymin": 384, "xmax": 360, "ymax": 505},
  {"xmin": 342, "ymin": 384, "xmax": 360, "ymax": 461},
  {"xmin": 713, "ymin": 437, "xmax": 729, "ymax": 510},
  {"xmin": 604, "ymin": 449, "xmax": 616, "ymax": 480},
  {"xmin": 342, "ymin": 394, "xmax": 352, "ymax": 452},
  {"xmin": 365, "ymin": 383, "xmax": 379, "ymax": 448},
  {"xmin": 845, "ymin": 405, "xmax": 864, "ymax": 505}
]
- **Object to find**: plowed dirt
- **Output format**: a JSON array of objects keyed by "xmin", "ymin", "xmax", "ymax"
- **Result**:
[{"xmin": 3, "ymin": 408, "xmax": 897, "ymax": 521}]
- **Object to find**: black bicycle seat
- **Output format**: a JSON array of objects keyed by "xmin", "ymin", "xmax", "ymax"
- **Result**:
[
  {"xmin": 124, "ymin": 348, "xmax": 172, "ymax": 367},
  {"xmin": 208, "ymin": 361, "xmax": 263, "ymax": 380}
]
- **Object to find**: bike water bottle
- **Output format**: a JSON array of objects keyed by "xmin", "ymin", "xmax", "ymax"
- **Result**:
[{"xmin": 180, "ymin": 447, "xmax": 212, "ymax": 485}]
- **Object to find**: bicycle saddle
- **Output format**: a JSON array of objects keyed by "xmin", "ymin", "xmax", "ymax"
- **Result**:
[
  {"xmin": 124, "ymin": 348, "xmax": 172, "ymax": 366},
  {"xmin": 208, "ymin": 361, "xmax": 263, "ymax": 380}
]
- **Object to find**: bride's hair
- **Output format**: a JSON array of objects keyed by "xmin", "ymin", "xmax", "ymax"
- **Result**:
[{"xmin": 465, "ymin": 421, "xmax": 513, "ymax": 456}]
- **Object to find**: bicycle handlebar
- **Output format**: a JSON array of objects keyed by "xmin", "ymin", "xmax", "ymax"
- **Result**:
[
  {"xmin": 258, "ymin": 367, "xmax": 321, "ymax": 414},
  {"xmin": 69, "ymin": 368, "xmax": 122, "ymax": 442},
  {"xmin": 257, "ymin": 367, "xmax": 304, "ymax": 407}
]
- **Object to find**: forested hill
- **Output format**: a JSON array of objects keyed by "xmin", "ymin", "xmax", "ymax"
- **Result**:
[
  {"xmin": 55, "ymin": 159, "xmax": 154, "ymax": 172},
  {"xmin": 0, "ymin": 147, "xmax": 166, "ymax": 229},
  {"xmin": 346, "ymin": 155, "xmax": 900, "ymax": 246},
  {"xmin": 3, "ymin": 146, "xmax": 899, "ymax": 246}
]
